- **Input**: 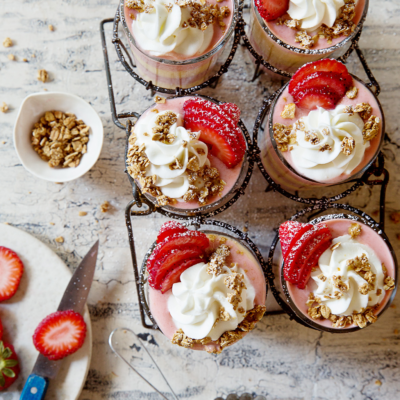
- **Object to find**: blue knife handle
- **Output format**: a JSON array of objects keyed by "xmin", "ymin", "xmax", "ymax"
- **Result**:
[{"xmin": 20, "ymin": 374, "xmax": 49, "ymax": 400}]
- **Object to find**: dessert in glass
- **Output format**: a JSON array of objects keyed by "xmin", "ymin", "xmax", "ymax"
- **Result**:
[
  {"xmin": 275, "ymin": 216, "xmax": 397, "ymax": 331},
  {"xmin": 258, "ymin": 59, "xmax": 384, "ymax": 192},
  {"xmin": 126, "ymin": 95, "xmax": 248, "ymax": 214},
  {"xmin": 145, "ymin": 221, "xmax": 267, "ymax": 352},
  {"xmin": 248, "ymin": 0, "xmax": 368, "ymax": 74},
  {"xmin": 121, "ymin": 0, "xmax": 237, "ymax": 89}
]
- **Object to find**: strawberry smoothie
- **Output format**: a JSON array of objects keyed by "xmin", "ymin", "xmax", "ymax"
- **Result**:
[
  {"xmin": 148, "ymin": 231, "xmax": 267, "ymax": 352},
  {"xmin": 248, "ymin": 0, "xmax": 368, "ymax": 74},
  {"xmin": 121, "ymin": 0, "xmax": 237, "ymax": 89},
  {"xmin": 259, "ymin": 75, "xmax": 384, "ymax": 192},
  {"xmin": 127, "ymin": 96, "xmax": 247, "ymax": 212},
  {"xmin": 280, "ymin": 218, "xmax": 397, "ymax": 331}
]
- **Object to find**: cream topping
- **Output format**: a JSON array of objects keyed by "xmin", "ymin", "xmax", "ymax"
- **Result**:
[
  {"xmin": 167, "ymin": 262, "xmax": 255, "ymax": 340},
  {"xmin": 288, "ymin": 0, "xmax": 344, "ymax": 31},
  {"xmin": 131, "ymin": 0, "xmax": 214, "ymax": 57},
  {"xmin": 289, "ymin": 105, "xmax": 366, "ymax": 182},
  {"xmin": 311, "ymin": 234, "xmax": 385, "ymax": 316},
  {"xmin": 133, "ymin": 110, "xmax": 209, "ymax": 199}
]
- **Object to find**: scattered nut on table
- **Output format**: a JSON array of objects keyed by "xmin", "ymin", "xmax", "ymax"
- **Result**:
[
  {"xmin": 37, "ymin": 69, "xmax": 49, "ymax": 83},
  {"xmin": 3, "ymin": 37, "xmax": 13, "ymax": 47},
  {"xmin": 1, "ymin": 102, "xmax": 8, "ymax": 113}
]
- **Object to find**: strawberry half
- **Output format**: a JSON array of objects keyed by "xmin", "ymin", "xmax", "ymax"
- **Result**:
[
  {"xmin": 0, "ymin": 341, "xmax": 20, "ymax": 390},
  {"xmin": 0, "ymin": 246, "xmax": 24, "ymax": 302},
  {"xmin": 279, "ymin": 221, "xmax": 313, "ymax": 259},
  {"xmin": 147, "ymin": 231, "xmax": 209, "ymax": 271},
  {"xmin": 33, "ymin": 310, "xmax": 87, "ymax": 361},
  {"xmin": 183, "ymin": 98, "xmax": 246, "ymax": 168},
  {"xmin": 283, "ymin": 224, "xmax": 331, "ymax": 284},
  {"xmin": 255, "ymin": 0, "xmax": 289, "ymax": 21},
  {"xmin": 293, "ymin": 87, "xmax": 341, "ymax": 110},
  {"xmin": 160, "ymin": 257, "xmax": 203, "ymax": 293},
  {"xmin": 289, "ymin": 59, "xmax": 353, "ymax": 95},
  {"xmin": 157, "ymin": 221, "xmax": 188, "ymax": 243},
  {"xmin": 220, "ymin": 103, "xmax": 241, "ymax": 124},
  {"xmin": 148, "ymin": 248, "xmax": 205, "ymax": 289}
]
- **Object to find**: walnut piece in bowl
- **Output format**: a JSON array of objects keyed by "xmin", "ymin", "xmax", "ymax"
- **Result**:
[{"xmin": 13, "ymin": 92, "xmax": 103, "ymax": 182}]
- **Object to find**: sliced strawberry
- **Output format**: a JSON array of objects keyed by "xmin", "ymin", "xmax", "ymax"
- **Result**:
[
  {"xmin": 0, "ymin": 317, "xmax": 2, "ymax": 340},
  {"xmin": 291, "ymin": 71, "xmax": 349, "ymax": 100},
  {"xmin": 0, "ymin": 341, "xmax": 20, "ymax": 390},
  {"xmin": 183, "ymin": 98, "xmax": 246, "ymax": 168},
  {"xmin": 279, "ymin": 221, "xmax": 313, "ymax": 259},
  {"xmin": 0, "ymin": 246, "xmax": 24, "ymax": 302},
  {"xmin": 284, "ymin": 224, "xmax": 331, "ymax": 284},
  {"xmin": 289, "ymin": 59, "xmax": 353, "ymax": 95},
  {"xmin": 297, "ymin": 239, "xmax": 332, "ymax": 289},
  {"xmin": 147, "ymin": 231, "xmax": 209, "ymax": 271},
  {"xmin": 160, "ymin": 257, "xmax": 203, "ymax": 293},
  {"xmin": 293, "ymin": 87, "xmax": 341, "ymax": 110},
  {"xmin": 255, "ymin": 0, "xmax": 289, "ymax": 21},
  {"xmin": 148, "ymin": 248, "xmax": 204, "ymax": 289},
  {"xmin": 157, "ymin": 221, "xmax": 188, "ymax": 243},
  {"xmin": 32, "ymin": 310, "xmax": 87, "ymax": 361},
  {"xmin": 220, "ymin": 103, "xmax": 241, "ymax": 124}
]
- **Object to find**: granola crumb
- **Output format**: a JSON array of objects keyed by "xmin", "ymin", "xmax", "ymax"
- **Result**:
[
  {"xmin": 49, "ymin": 222, "xmax": 55, "ymax": 226},
  {"xmin": 3, "ymin": 37, "xmax": 12, "ymax": 47},
  {"xmin": 273, "ymin": 123, "xmax": 296, "ymax": 152},
  {"xmin": 154, "ymin": 95, "xmax": 166, "ymax": 104},
  {"xmin": 281, "ymin": 103, "xmax": 296, "ymax": 119},
  {"xmin": 55, "ymin": 236, "xmax": 64, "ymax": 243},
  {"xmin": 348, "ymin": 223, "xmax": 361, "ymax": 238},
  {"xmin": 375, "ymin": 380, "xmax": 382, "ymax": 386},
  {"xmin": 330, "ymin": 242, "xmax": 341, "ymax": 251},
  {"xmin": 295, "ymin": 31, "xmax": 314, "ymax": 49},
  {"xmin": 22, "ymin": 58, "xmax": 28, "ymax": 62},
  {"xmin": 37, "ymin": 69, "xmax": 49, "ymax": 83},
  {"xmin": 8, "ymin": 54, "xmax": 15, "ymax": 61},
  {"xmin": 79, "ymin": 211, "xmax": 87, "ymax": 217},
  {"xmin": 31, "ymin": 53, "xmax": 36, "ymax": 58},
  {"xmin": 341, "ymin": 136, "xmax": 355, "ymax": 156},
  {"xmin": 171, "ymin": 329, "xmax": 193, "ymax": 348},
  {"xmin": 363, "ymin": 115, "xmax": 381, "ymax": 143},
  {"xmin": 383, "ymin": 276, "xmax": 395, "ymax": 291},
  {"xmin": 0, "ymin": 102, "xmax": 9, "ymax": 113},
  {"xmin": 100, "ymin": 201, "xmax": 110, "ymax": 213},
  {"xmin": 346, "ymin": 86, "xmax": 358, "ymax": 99},
  {"xmin": 48, "ymin": 24, "xmax": 54, "ymax": 31},
  {"xmin": 353, "ymin": 102, "xmax": 372, "ymax": 120}
]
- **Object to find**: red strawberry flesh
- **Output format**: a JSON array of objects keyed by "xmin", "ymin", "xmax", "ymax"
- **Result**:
[
  {"xmin": 0, "ymin": 318, "xmax": 2, "ymax": 340},
  {"xmin": 293, "ymin": 87, "xmax": 341, "ymax": 110},
  {"xmin": 220, "ymin": 103, "xmax": 241, "ymax": 123},
  {"xmin": 33, "ymin": 310, "xmax": 87, "ymax": 361},
  {"xmin": 157, "ymin": 221, "xmax": 188, "ymax": 243},
  {"xmin": 0, "ymin": 341, "xmax": 20, "ymax": 390},
  {"xmin": 0, "ymin": 246, "xmax": 24, "ymax": 302},
  {"xmin": 255, "ymin": 0, "xmax": 289, "ymax": 21},
  {"xmin": 160, "ymin": 257, "xmax": 203, "ymax": 293},
  {"xmin": 279, "ymin": 221, "xmax": 313, "ymax": 259}
]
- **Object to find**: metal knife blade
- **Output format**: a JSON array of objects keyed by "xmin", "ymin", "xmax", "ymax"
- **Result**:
[{"xmin": 31, "ymin": 240, "xmax": 99, "ymax": 380}]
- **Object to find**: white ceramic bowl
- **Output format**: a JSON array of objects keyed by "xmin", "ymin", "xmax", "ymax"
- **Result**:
[{"xmin": 14, "ymin": 92, "xmax": 104, "ymax": 182}]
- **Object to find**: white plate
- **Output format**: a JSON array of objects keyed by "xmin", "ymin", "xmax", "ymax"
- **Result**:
[
  {"xmin": 13, "ymin": 92, "xmax": 104, "ymax": 182},
  {"xmin": 0, "ymin": 223, "xmax": 92, "ymax": 399}
]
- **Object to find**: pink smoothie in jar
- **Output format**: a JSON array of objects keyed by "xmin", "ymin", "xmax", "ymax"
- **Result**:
[
  {"xmin": 259, "ymin": 76, "xmax": 384, "ymax": 192},
  {"xmin": 148, "ymin": 232, "xmax": 267, "ymax": 351},
  {"xmin": 128, "ymin": 96, "xmax": 246, "ymax": 212},
  {"xmin": 121, "ymin": 0, "xmax": 236, "ymax": 89},
  {"xmin": 282, "ymin": 218, "xmax": 397, "ymax": 331},
  {"xmin": 248, "ymin": 0, "xmax": 368, "ymax": 74}
]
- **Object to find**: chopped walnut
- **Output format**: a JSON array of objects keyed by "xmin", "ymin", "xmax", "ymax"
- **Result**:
[
  {"xmin": 273, "ymin": 123, "xmax": 295, "ymax": 152},
  {"xmin": 341, "ymin": 136, "xmax": 355, "ymax": 156},
  {"xmin": 37, "ymin": 69, "xmax": 49, "ymax": 83},
  {"xmin": 348, "ymin": 222, "xmax": 361, "ymax": 238},
  {"xmin": 0, "ymin": 102, "xmax": 8, "ymax": 113},
  {"xmin": 295, "ymin": 31, "xmax": 314, "ymax": 49},
  {"xmin": 384, "ymin": 276, "xmax": 395, "ymax": 291},
  {"xmin": 346, "ymin": 87, "xmax": 358, "ymax": 99},
  {"xmin": 3, "ymin": 37, "xmax": 12, "ymax": 47},
  {"xmin": 171, "ymin": 329, "xmax": 194, "ymax": 348},
  {"xmin": 280, "ymin": 103, "xmax": 296, "ymax": 119},
  {"xmin": 363, "ymin": 115, "xmax": 381, "ymax": 143}
]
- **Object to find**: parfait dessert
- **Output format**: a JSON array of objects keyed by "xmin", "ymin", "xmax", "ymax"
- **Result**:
[
  {"xmin": 126, "ymin": 95, "xmax": 247, "ymax": 212},
  {"xmin": 278, "ymin": 218, "xmax": 396, "ymax": 331},
  {"xmin": 248, "ymin": 0, "xmax": 368, "ymax": 74},
  {"xmin": 146, "ymin": 221, "xmax": 267, "ymax": 352},
  {"xmin": 122, "ymin": 0, "xmax": 236, "ymax": 89},
  {"xmin": 259, "ymin": 59, "xmax": 384, "ymax": 191}
]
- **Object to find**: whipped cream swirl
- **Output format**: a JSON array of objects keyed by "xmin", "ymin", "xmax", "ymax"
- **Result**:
[
  {"xmin": 288, "ymin": 0, "xmax": 344, "ymax": 31},
  {"xmin": 134, "ymin": 110, "xmax": 209, "ymax": 199},
  {"xmin": 131, "ymin": 0, "xmax": 214, "ymax": 57},
  {"xmin": 168, "ymin": 262, "xmax": 256, "ymax": 340},
  {"xmin": 311, "ymin": 234, "xmax": 385, "ymax": 316},
  {"xmin": 288, "ymin": 105, "xmax": 366, "ymax": 182}
]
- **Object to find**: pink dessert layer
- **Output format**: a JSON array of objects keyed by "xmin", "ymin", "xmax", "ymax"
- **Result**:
[
  {"xmin": 124, "ymin": 0, "xmax": 234, "ymax": 61},
  {"xmin": 137, "ymin": 96, "xmax": 244, "ymax": 210},
  {"xmin": 265, "ymin": 0, "xmax": 366, "ymax": 51},
  {"xmin": 261, "ymin": 78, "xmax": 383, "ymax": 190},
  {"xmin": 284, "ymin": 219, "xmax": 396, "ymax": 329},
  {"xmin": 149, "ymin": 233, "xmax": 267, "ymax": 351}
]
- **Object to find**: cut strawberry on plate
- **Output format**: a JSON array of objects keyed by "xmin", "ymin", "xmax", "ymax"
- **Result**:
[
  {"xmin": 33, "ymin": 310, "xmax": 87, "ymax": 361},
  {"xmin": 183, "ymin": 98, "xmax": 246, "ymax": 168},
  {"xmin": 0, "ymin": 246, "xmax": 24, "ymax": 302},
  {"xmin": 255, "ymin": 0, "xmax": 289, "ymax": 21},
  {"xmin": 293, "ymin": 87, "xmax": 341, "ymax": 110},
  {"xmin": 289, "ymin": 59, "xmax": 353, "ymax": 95},
  {"xmin": 284, "ymin": 224, "xmax": 331, "ymax": 284},
  {"xmin": 147, "ymin": 230, "xmax": 209, "ymax": 271},
  {"xmin": 157, "ymin": 221, "xmax": 188, "ymax": 243},
  {"xmin": 279, "ymin": 221, "xmax": 313, "ymax": 259},
  {"xmin": 0, "ymin": 341, "xmax": 20, "ymax": 390},
  {"xmin": 160, "ymin": 257, "xmax": 203, "ymax": 293},
  {"xmin": 148, "ymin": 248, "xmax": 205, "ymax": 289}
]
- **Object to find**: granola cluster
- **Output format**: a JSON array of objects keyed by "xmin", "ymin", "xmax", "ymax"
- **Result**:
[
  {"xmin": 363, "ymin": 115, "xmax": 381, "ymax": 143},
  {"xmin": 273, "ymin": 123, "xmax": 296, "ymax": 152},
  {"xmin": 341, "ymin": 136, "xmax": 355, "ymax": 156},
  {"xmin": 152, "ymin": 111, "xmax": 178, "ymax": 144},
  {"xmin": 31, "ymin": 111, "xmax": 90, "ymax": 168},
  {"xmin": 280, "ymin": 103, "xmax": 296, "ymax": 119},
  {"xmin": 295, "ymin": 31, "xmax": 314, "ymax": 49},
  {"xmin": 206, "ymin": 244, "xmax": 230, "ymax": 276},
  {"xmin": 348, "ymin": 222, "xmax": 362, "ymax": 238}
]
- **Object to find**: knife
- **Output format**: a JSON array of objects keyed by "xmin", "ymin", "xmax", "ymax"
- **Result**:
[{"xmin": 20, "ymin": 240, "xmax": 99, "ymax": 400}]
